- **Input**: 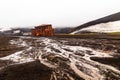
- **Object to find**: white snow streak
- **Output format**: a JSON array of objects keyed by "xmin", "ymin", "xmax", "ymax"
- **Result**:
[
  {"xmin": 0, "ymin": 36, "xmax": 119, "ymax": 80},
  {"xmin": 71, "ymin": 20, "xmax": 120, "ymax": 34}
]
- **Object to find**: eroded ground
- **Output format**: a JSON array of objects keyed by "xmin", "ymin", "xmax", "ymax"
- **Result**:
[
  {"xmin": 0, "ymin": 36, "xmax": 120, "ymax": 80},
  {"xmin": 54, "ymin": 38, "xmax": 120, "ymax": 69}
]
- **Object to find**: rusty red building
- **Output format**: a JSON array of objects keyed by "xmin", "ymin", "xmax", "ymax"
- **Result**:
[{"xmin": 31, "ymin": 24, "xmax": 54, "ymax": 36}]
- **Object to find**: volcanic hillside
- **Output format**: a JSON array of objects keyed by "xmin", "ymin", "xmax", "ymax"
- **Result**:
[{"xmin": 71, "ymin": 12, "xmax": 120, "ymax": 34}]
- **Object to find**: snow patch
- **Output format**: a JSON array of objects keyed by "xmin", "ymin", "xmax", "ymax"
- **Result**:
[
  {"xmin": 13, "ymin": 30, "xmax": 20, "ymax": 34},
  {"xmin": 0, "ymin": 27, "xmax": 11, "ymax": 32},
  {"xmin": 0, "ymin": 47, "xmax": 34, "ymax": 63},
  {"xmin": 71, "ymin": 20, "xmax": 120, "ymax": 34},
  {"xmin": 0, "ymin": 36, "xmax": 119, "ymax": 80},
  {"xmin": 37, "ymin": 37, "xmax": 120, "ymax": 80}
]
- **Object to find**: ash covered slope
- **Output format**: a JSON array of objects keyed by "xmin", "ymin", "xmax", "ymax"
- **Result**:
[{"xmin": 71, "ymin": 12, "xmax": 120, "ymax": 34}]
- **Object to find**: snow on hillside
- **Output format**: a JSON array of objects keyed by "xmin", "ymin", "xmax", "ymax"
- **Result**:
[
  {"xmin": 71, "ymin": 20, "xmax": 120, "ymax": 34},
  {"xmin": 0, "ymin": 27, "xmax": 11, "ymax": 32},
  {"xmin": 13, "ymin": 30, "xmax": 21, "ymax": 34}
]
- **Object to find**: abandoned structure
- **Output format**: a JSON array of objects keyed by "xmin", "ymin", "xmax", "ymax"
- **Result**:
[{"xmin": 31, "ymin": 24, "xmax": 54, "ymax": 36}]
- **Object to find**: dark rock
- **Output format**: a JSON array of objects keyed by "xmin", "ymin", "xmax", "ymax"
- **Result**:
[
  {"xmin": 75, "ymin": 51, "xmax": 85, "ymax": 56},
  {"xmin": 0, "ymin": 61, "xmax": 52, "ymax": 80}
]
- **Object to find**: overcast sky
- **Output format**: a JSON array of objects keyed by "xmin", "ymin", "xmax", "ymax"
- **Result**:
[{"xmin": 0, "ymin": 0, "xmax": 120, "ymax": 28}]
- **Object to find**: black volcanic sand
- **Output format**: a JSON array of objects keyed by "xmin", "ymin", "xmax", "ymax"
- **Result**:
[
  {"xmin": 0, "ymin": 36, "xmax": 23, "ymax": 57},
  {"xmin": 0, "ymin": 60, "xmax": 52, "ymax": 80},
  {"xmin": 0, "ymin": 60, "xmax": 14, "ymax": 68},
  {"xmin": 53, "ymin": 38, "xmax": 120, "ymax": 69},
  {"xmin": 90, "ymin": 57, "xmax": 120, "ymax": 70},
  {"xmin": 0, "ymin": 36, "xmax": 24, "ymax": 68},
  {"xmin": 55, "ymin": 38, "xmax": 120, "ymax": 53},
  {"xmin": 0, "ymin": 36, "xmax": 120, "ymax": 80}
]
